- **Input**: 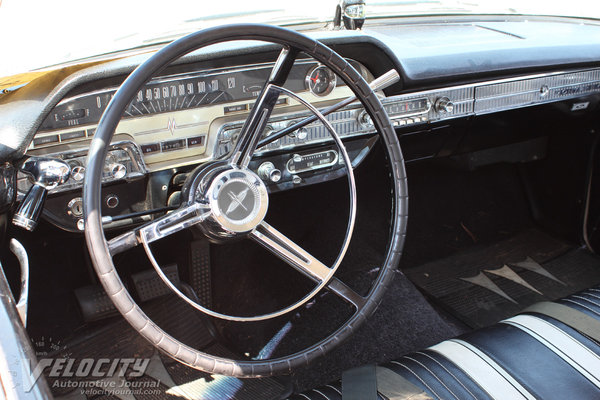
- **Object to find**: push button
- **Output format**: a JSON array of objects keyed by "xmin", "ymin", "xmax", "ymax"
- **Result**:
[{"xmin": 141, "ymin": 143, "xmax": 160, "ymax": 154}]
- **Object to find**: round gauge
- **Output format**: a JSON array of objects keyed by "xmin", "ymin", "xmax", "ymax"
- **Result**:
[{"xmin": 305, "ymin": 65, "xmax": 337, "ymax": 97}]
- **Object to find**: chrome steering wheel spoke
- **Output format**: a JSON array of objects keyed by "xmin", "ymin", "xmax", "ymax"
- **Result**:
[
  {"xmin": 107, "ymin": 203, "xmax": 210, "ymax": 256},
  {"xmin": 327, "ymin": 278, "xmax": 367, "ymax": 309},
  {"xmin": 229, "ymin": 47, "xmax": 297, "ymax": 168},
  {"xmin": 229, "ymin": 84, "xmax": 281, "ymax": 168},
  {"xmin": 251, "ymin": 221, "xmax": 367, "ymax": 309},
  {"xmin": 251, "ymin": 221, "xmax": 333, "ymax": 283}
]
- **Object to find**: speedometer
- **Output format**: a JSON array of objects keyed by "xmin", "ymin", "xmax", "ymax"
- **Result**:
[
  {"xmin": 305, "ymin": 65, "xmax": 336, "ymax": 97},
  {"xmin": 127, "ymin": 78, "xmax": 233, "ymax": 117}
]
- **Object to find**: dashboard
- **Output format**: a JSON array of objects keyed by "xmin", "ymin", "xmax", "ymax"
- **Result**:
[
  {"xmin": 31, "ymin": 60, "xmax": 365, "ymax": 169},
  {"xmin": 4, "ymin": 16, "xmax": 600, "ymax": 233}
]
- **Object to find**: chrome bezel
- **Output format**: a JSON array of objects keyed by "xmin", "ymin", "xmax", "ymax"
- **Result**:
[
  {"xmin": 206, "ymin": 168, "xmax": 268, "ymax": 233},
  {"xmin": 305, "ymin": 64, "xmax": 337, "ymax": 97},
  {"xmin": 385, "ymin": 97, "xmax": 432, "ymax": 119},
  {"xmin": 286, "ymin": 150, "xmax": 339, "ymax": 174},
  {"xmin": 215, "ymin": 104, "xmax": 370, "ymax": 157},
  {"xmin": 66, "ymin": 197, "xmax": 83, "ymax": 217}
]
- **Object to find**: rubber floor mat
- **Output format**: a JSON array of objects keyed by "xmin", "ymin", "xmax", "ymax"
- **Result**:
[
  {"xmin": 45, "ymin": 294, "xmax": 290, "ymax": 400},
  {"xmin": 405, "ymin": 229, "xmax": 600, "ymax": 328}
]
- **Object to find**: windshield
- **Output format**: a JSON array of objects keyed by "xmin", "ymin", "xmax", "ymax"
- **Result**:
[{"xmin": 0, "ymin": 0, "xmax": 598, "ymax": 78}]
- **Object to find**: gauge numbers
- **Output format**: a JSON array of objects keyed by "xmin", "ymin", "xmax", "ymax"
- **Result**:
[{"xmin": 126, "ymin": 78, "xmax": 233, "ymax": 117}]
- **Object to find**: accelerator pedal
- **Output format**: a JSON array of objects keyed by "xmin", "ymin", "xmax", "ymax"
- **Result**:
[{"xmin": 189, "ymin": 239, "xmax": 212, "ymax": 307}]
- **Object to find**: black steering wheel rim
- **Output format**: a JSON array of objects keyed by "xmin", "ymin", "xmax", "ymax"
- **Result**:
[{"xmin": 83, "ymin": 23, "xmax": 408, "ymax": 377}]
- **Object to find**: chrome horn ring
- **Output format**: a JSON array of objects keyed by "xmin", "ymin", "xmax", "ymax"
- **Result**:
[{"xmin": 139, "ymin": 85, "xmax": 357, "ymax": 322}]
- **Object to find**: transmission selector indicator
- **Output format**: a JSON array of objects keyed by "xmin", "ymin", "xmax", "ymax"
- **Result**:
[{"xmin": 286, "ymin": 150, "xmax": 339, "ymax": 174}]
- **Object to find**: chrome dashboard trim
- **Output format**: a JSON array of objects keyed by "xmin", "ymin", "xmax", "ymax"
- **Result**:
[
  {"xmin": 30, "ymin": 67, "xmax": 600, "ymax": 177},
  {"xmin": 385, "ymin": 68, "xmax": 600, "ymax": 121},
  {"xmin": 215, "ymin": 105, "xmax": 371, "ymax": 157},
  {"xmin": 18, "ymin": 140, "xmax": 147, "ymax": 197},
  {"xmin": 134, "ymin": 120, "xmax": 208, "ymax": 137},
  {"xmin": 474, "ymin": 69, "xmax": 600, "ymax": 114},
  {"xmin": 212, "ymin": 68, "xmax": 600, "ymax": 158}
]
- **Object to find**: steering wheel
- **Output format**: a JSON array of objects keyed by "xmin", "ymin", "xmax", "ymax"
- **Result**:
[{"xmin": 83, "ymin": 24, "xmax": 407, "ymax": 377}]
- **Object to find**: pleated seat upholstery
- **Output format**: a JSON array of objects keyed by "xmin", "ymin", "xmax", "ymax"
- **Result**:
[{"xmin": 290, "ymin": 287, "xmax": 600, "ymax": 400}]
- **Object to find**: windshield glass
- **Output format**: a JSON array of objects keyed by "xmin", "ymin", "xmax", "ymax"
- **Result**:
[{"xmin": 0, "ymin": 0, "xmax": 597, "ymax": 77}]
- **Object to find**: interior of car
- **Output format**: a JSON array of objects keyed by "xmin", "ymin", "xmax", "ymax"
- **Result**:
[{"xmin": 1, "ymin": 1, "xmax": 600, "ymax": 399}]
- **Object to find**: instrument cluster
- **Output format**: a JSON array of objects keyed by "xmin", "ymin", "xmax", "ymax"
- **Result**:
[
  {"xmin": 28, "ymin": 59, "xmax": 373, "ymax": 180},
  {"xmin": 37, "ymin": 60, "xmax": 362, "ymax": 133}
]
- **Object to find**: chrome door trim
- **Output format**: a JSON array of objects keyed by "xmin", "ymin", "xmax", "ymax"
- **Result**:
[{"xmin": 0, "ymin": 262, "xmax": 52, "ymax": 399}]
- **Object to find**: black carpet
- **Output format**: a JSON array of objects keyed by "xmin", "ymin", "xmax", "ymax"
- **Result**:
[
  {"xmin": 287, "ymin": 271, "xmax": 464, "ymax": 392},
  {"xmin": 406, "ymin": 229, "xmax": 600, "ymax": 328}
]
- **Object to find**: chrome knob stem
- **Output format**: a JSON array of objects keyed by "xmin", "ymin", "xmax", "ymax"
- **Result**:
[
  {"xmin": 12, "ymin": 185, "xmax": 46, "ymax": 231},
  {"xmin": 435, "ymin": 97, "xmax": 455, "ymax": 114},
  {"xmin": 257, "ymin": 162, "xmax": 282, "ymax": 183},
  {"xmin": 296, "ymin": 128, "xmax": 308, "ymax": 140},
  {"xmin": 357, "ymin": 110, "xmax": 373, "ymax": 128}
]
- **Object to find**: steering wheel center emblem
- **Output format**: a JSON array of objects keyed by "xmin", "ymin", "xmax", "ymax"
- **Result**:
[
  {"xmin": 226, "ymin": 187, "xmax": 250, "ymax": 215},
  {"xmin": 207, "ymin": 169, "xmax": 269, "ymax": 234},
  {"xmin": 218, "ymin": 181, "xmax": 257, "ymax": 221}
]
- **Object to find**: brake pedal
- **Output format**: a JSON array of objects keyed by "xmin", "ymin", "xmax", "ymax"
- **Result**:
[
  {"xmin": 132, "ymin": 264, "xmax": 180, "ymax": 302},
  {"xmin": 189, "ymin": 239, "xmax": 212, "ymax": 307}
]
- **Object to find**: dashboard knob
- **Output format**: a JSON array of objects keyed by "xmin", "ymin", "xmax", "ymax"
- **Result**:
[
  {"xmin": 435, "ymin": 97, "xmax": 454, "ymax": 114},
  {"xmin": 257, "ymin": 162, "xmax": 281, "ymax": 183},
  {"xmin": 296, "ymin": 128, "xmax": 308, "ymax": 140},
  {"xmin": 286, "ymin": 122, "xmax": 308, "ymax": 141},
  {"xmin": 357, "ymin": 110, "xmax": 373, "ymax": 128},
  {"xmin": 110, "ymin": 163, "xmax": 127, "ymax": 179},
  {"xmin": 105, "ymin": 194, "xmax": 119, "ymax": 209},
  {"xmin": 71, "ymin": 165, "xmax": 85, "ymax": 182},
  {"xmin": 263, "ymin": 125, "xmax": 275, "ymax": 138}
]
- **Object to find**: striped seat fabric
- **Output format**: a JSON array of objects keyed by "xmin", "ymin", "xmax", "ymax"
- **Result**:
[{"xmin": 290, "ymin": 286, "xmax": 600, "ymax": 400}]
